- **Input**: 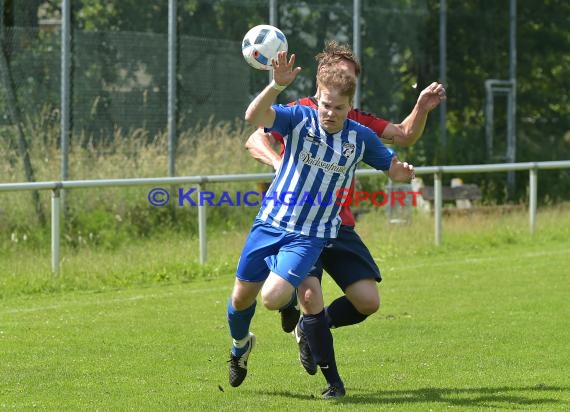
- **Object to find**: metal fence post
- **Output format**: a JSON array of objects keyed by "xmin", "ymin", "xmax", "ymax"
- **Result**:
[
  {"xmin": 269, "ymin": 0, "xmax": 278, "ymax": 84},
  {"xmin": 61, "ymin": 0, "xmax": 71, "ymax": 217},
  {"xmin": 51, "ymin": 188, "xmax": 61, "ymax": 274},
  {"xmin": 434, "ymin": 171, "xmax": 443, "ymax": 245},
  {"xmin": 439, "ymin": 0, "xmax": 447, "ymax": 157},
  {"xmin": 353, "ymin": 0, "xmax": 362, "ymax": 108},
  {"xmin": 529, "ymin": 167, "xmax": 537, "ymax": 235},
  {"xmin": 2, "ymin": 161, "xmax": 570, "ymax": 270},
  {"xmin": 197, "ymin": 183, "xmax": 207, "ymax": 264},
  {"xmin": 167, "ymin": 0, "xmax": 178, "ymax": 177}
]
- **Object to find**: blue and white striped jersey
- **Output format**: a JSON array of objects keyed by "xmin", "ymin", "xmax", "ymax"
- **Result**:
[{"xmin": 258, "ymin": 104, "xmax": 394, "ymax": 238}]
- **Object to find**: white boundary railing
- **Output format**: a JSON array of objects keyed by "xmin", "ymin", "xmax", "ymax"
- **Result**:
[{"xmin": 1, "ymin": 160, "xmax": 570, "ymax": 273}]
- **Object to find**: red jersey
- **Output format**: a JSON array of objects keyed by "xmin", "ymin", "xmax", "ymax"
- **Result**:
[{"xmin": 271, "ymin": 97, "xmax": 390, "ymax": 227}]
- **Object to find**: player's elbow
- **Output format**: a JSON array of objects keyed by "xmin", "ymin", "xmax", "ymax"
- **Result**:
[
  {"xmin": 244, "ymin": 134, "xmax": 255, "ymax": 151},
  {"xmin": 244, "ymin": 109, "xmax": 257, "ymax": 125},
  {"xmin": 245, "ymin": 129, "xmax": 267, "ymax": 152},
  {"xmin": 398, "ymin": 129, "xmax": 423, "ymax": 148},
  {"xmin": 246, "ymin": 108, "xmax": 274, "ymax": 128},
  {"xmin": 245, "ymin": 104, "xmax": 266, "ymax": 125},
  {"xmin": 390, "ymin": 124, "xmax": 416, "ymax": 148}
]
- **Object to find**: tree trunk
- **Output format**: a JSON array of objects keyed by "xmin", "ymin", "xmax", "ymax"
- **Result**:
[{"xmin": 0, "ymin": 40, "xmax": 46, "ymax": 226}]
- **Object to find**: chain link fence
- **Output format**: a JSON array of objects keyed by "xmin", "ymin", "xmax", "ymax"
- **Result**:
[
  {"xmin": 1, "ymin": 26, "xmax": 250, "ymax": 138},
  {"xmin": 2, "ymin": 1, "xmax": 569, "ymax": 244},
  {"xmin": 1, "ymin": 0, "xmax": 428, "ymax": 151}
]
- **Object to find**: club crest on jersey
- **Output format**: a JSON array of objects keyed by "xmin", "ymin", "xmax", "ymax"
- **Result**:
[{"xmin": 342, "ymin": 143, "xmax": 355, "ymax": 158}]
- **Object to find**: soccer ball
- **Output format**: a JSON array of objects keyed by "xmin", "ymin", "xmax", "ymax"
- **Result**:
[{"xmin": 241, "ymin": 25, "xmax": 288, "ymax": 70}]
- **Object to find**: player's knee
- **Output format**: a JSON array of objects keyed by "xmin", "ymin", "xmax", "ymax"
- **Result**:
[
  {"xmin": 298, "ymin": 287, "xmax": 317, "ymax": 309},
  {"xmin": 352, "ymin": 294, "xmax": 380, "ymax": 316},
  {"xmin": 230, "ymin": 283, "xmax": 260, "ymax": 310},
  {"xmin": 356, "ymin": 300, "xmax": 380, "ymax": 316},
  {"xmin": 231, "ymin": 293, "xmax": 252, "ymax": 311},
  {"xmin": 346, "ymin": 280, "xmax": 381, "ymax": 315},
  {"xmin": 261, "ymin": 299, "xmax": 281, "ymax": 311},
  {"xmin": 260, "ymin": 293, "xmax": 280, "ymax": 310},
  {"xmin": 260, "ymin": 288, "xmax": 287, "ymax": 311}
]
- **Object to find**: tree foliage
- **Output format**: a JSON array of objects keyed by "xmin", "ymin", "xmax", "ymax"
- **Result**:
[
  {"xmin": 2, "ymin": 0, "xmax": 569, "ymax": 201},
  {"xmin": 419, "ymin": 0, "xmax": 570, "ymax": 199}
]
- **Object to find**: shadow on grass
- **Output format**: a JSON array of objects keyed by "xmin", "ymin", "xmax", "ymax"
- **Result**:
[{"xmin": 256, "ymin": 384, "xmax": 569, "ymax": 407}]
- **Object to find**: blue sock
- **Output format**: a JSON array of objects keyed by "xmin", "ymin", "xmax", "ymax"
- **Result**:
[
  {"xmin": 325, "ymin": 296, "xmax": 368, "ymax": 328},
  {"xmin": 227, "ymin": 299, "xmax": 256, "ymax": 356},
  {"xmin": 301, "ymin": 311, "xmax": 343, "ymax": 387}
]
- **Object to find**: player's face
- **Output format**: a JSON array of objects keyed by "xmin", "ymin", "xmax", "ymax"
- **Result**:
[{"xmin": 317, "ymin": 87, "xmax": 352, "ymax": 134}]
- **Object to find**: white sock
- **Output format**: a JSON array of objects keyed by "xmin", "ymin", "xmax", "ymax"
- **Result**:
[{"xmin": 233, "ymin": 333, "xmax": 250, "ymax": 348}]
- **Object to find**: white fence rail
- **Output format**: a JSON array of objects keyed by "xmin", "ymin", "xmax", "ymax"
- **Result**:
[{"xmin": 1, "ymin": 160, "xmax": 570, "ymax": 273}]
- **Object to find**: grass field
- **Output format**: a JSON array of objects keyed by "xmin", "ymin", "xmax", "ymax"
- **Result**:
[{"xmin": 1, "ymin": 208, "xmax": 570, "ymax": 410}]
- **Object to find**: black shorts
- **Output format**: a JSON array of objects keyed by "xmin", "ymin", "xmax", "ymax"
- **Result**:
[{"xmin": 308, "ymin": 225, "xmax": 381, "ymax": 291}]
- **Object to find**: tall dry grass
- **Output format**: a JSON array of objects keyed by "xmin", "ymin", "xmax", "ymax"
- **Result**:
[
  {"xmin": 2, "ymin": 113, "xmax": 569, "ymax": 255},
  {"xmin": 3, "ymin": 117, "xmax": 266, "ymax": 182},
  {"xmin": 1, "ymin": 118, "xmax": 271, "ymax": 250}
]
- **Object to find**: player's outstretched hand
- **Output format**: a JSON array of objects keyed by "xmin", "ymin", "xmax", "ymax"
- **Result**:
[
  {"xmin": 271, "ymin": 51, "xmax": 301, "ymax": 88},
  {"xmin": 417, "ymin": 82, "xmax": 447, "ymax": 112},
  {"xmin": 388, "ymin": 156, "xmax": 415, "ymax": 182}
]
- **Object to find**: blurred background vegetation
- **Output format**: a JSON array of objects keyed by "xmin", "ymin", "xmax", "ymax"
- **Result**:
[{"xmin": 1, "ymin": 0, "xmax": 569, "ymax": 248}]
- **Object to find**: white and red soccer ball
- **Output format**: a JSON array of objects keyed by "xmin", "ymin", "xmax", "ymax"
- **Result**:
[{"xmin": 241, "ymin": 24, "xmax": 288, "ymax": 70}]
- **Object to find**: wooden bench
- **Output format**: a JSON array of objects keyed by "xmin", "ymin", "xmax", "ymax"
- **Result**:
[
  {"xmin": 421, "ymin": 178, "xmax": 482, "ymax": 210},
  {"xmin": 422, "ymin": 184, "xmax": 482, "ymax": 205}
]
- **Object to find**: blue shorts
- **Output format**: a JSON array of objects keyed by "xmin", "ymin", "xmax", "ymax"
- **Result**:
[
  {"xmin": 236, "ymin": 219, "xmax": 327, "ymax": 288},
  {"xmin": 308, "ymin": 225, "xmax": 381, "ymax": 290}
]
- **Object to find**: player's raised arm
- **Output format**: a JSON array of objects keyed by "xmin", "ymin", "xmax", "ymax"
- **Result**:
[
  {"xmin": 381, "ymin": 82, "xmax": 446, "ymax": 147},
  {"xmin": 244, "ymin": 51, "xmax": 301, "ymax": 128}
]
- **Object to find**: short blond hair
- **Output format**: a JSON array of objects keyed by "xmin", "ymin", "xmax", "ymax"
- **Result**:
[
  {"xmin": 316, "ymin": 65, "xmax": 356, "ymax": 103},
  {"xmin": 315, "ymin": 40, "xmax": 361, "ymax": 77}
]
